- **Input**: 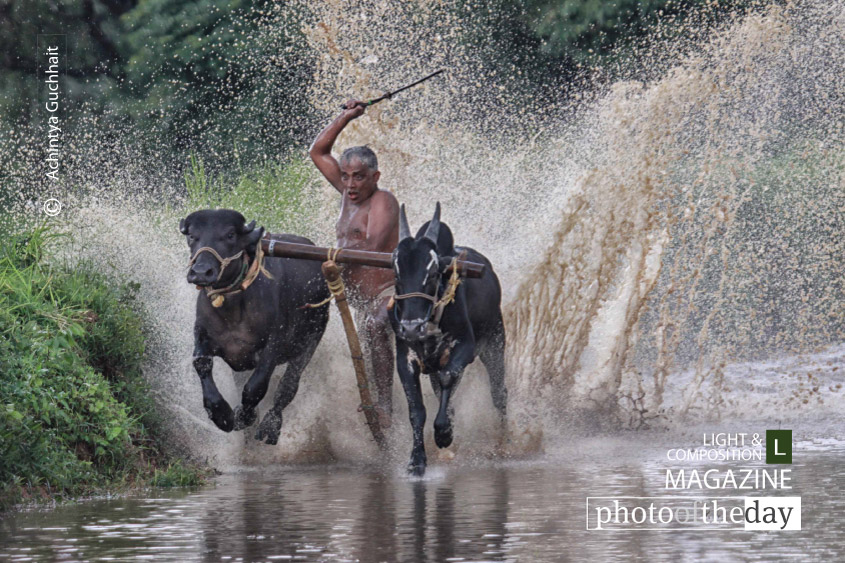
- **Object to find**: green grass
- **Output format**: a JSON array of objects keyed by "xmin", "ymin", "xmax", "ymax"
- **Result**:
[
  {"xmin": 184, "ymin": 151, "xmax": 324, "ymax": 236},
  {"xmin": 149, "ymin": 461, "xmax": 206, "ymax": 488},
  {"xmin": 0, "ymin": 226, "xmax": 206, "ymax": 509}
]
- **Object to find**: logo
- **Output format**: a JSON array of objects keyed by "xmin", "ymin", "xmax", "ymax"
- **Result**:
[
  {"xmin": 766, "ymin": 430, "xmax": 792, "ymax": 464},
  {"xmin": 586, "ymin": 497, "xmax": 801, "ymax": 530},
  {"xmin": 43, "ymin": 198, "xmax": 62, "ymax": 216},
  {"xmin": 586, "ymin": 429, "xmax": 802, "ymax": 531}
]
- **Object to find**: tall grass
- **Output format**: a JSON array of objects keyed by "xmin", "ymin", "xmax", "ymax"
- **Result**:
[
  {"xmin": 0, "ymin": 226, "xmax": 205, "ymax": 509},
  {"xmin": 184, "ymin": 152, "xmax": 326, "ymax": 237}
]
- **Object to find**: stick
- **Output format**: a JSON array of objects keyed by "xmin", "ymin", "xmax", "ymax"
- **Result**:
[
  {"xmin": 341, "ymin": 69, "xmax": 445, "ymax": 109},
  {"xmin": 262, "ymin": 238, "xmax": 485, "ymax": 278},
  {"xmin": 321, "ymin": 260, "xmax": 387, "ymax": 450}
]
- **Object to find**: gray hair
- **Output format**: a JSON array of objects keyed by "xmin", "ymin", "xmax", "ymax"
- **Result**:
[{"xmin": 340, "ymin": 145, "xmax": 378, "ymax": 171}]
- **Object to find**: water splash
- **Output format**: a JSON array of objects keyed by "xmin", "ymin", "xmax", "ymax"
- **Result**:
[
  {"xmin": 505, "ymin": 0, "xmax": 844, "ymax": 428},
  {"xmin": 3, "ymin": 0, "xmax": 842, "ymax": 464},
  {"xmin": 298, "ymin": 0, "xmax": 844, "ymax": 438}
]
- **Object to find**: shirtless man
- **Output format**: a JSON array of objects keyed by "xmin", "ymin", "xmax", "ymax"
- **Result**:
[{"xmin": 309, "ymin": 99, "xmax": 400, "ymax": 428}]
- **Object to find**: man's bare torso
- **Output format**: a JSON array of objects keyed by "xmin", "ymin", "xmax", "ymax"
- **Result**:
[{"xmin": 337, "ymin": 188, "xmax": 398, "ymax": 302}]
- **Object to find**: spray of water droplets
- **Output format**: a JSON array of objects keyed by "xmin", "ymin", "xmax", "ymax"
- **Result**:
[{"xmin": 2, "ymin": 0, "xmax": 842, "ymax": 465}]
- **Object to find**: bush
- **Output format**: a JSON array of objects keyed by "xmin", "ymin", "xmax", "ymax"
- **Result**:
[
  {"xmin": 0, "ymin": 227, "xmax": 204, "ymax": 508},
  {"xmin": 149, "ymin": 461, "xmax": 205, "ymax": 488},
  {"xmin": 184, "ymin": 152, "xmax": 323, "ymax": 235}
]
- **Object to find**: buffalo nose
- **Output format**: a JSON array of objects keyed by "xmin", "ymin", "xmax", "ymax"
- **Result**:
[
  {"xmin": 187, "ymin": 266, "xmax": 215, "ymax": 285},
  {"xmin": 399, "ymin": 321, "xmax": 427, "ymax": 341}
]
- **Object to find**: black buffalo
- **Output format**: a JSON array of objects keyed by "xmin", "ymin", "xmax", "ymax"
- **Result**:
[
  {"xmin": 180, "ymin": 209, "xmax": 329, "ymax": 444},
  {"xmin": 390, "ymin": 203, "xmax": 507, "ymax": 475}
]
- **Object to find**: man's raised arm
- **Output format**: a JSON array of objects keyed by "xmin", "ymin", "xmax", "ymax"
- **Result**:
[{"xmin": 308, "ymin": 100, "xmax": 366, "ymax": 193}]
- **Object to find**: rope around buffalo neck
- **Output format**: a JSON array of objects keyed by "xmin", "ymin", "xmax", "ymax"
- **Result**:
[
  {"xmin": 188, "ymin": 241, "xmax": 273, "ymax": 307},
  {"xmin": 392, "ymin": 250, "xmax": 466, "ymax": 328},
  {"xmin": 432, "ymin": 252, "xmax": 464, "ymax": 325}
]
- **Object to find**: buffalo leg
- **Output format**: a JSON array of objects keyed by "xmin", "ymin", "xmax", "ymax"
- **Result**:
[
  {"xmin": 194, "ymin": 355, "xmax": 234, "ymax": 432},
  {"xmin": 429, "ymin": 372, "xmax": 442, "ymax": 400},
  {"xmin": 397, "ymin": 340, "xmax": 426, "ymax": 476},
  {"xmin": 479, "ymin": 322, "xmax": 508, "ymax": 420},
  {"xmin": 255, "ymin": 336, "xmax": 320, "ymax": 445},
  {"xmin": 234, "ymin": 351, "xmax": 278, "ymax": 431},
  {"xmin": 433, "ymin": 340, "xmax": 474, "ymax": 449}
]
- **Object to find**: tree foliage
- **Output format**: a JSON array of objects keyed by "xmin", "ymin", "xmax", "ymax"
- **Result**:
[
  {"xmin": 522, "ymin": 0, "xmax": 700, "ymax": 60},
  {"xmin": 0, "ymin": 0, "xmax": 741, "ymax": 167},
  {"xmin": 0, "ymin": 0, "xmax": 132, "ymax": 123},
  {"xmin": 119, "ymin": 0, "xmax": 312, "ymax": 158}
]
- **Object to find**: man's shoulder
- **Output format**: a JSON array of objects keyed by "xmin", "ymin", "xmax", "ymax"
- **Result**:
[{"xmin": 371, "ymin": 188, "xmax": 399, "ymax": 209}]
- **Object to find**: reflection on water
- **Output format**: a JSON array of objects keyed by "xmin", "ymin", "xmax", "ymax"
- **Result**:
[{"xmin": 2, "ymin": 436, "xmax": 844, "ymax": 562}]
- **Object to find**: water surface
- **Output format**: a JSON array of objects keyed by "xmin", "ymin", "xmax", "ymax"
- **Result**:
[{"xmin": 3, "ymin": 433, "xmax": 843, "ymax": 562}]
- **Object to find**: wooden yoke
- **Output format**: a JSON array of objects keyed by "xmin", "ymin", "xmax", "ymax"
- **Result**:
[
  {"xmin": 320, "ymin": 260, "xmax": 387, "ymax": 450},
  {"xmin": 261, "ymin": 238, "xmax": 485, "ymax": 278}
]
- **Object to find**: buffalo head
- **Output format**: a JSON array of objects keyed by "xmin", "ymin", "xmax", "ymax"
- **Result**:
[
  {"xmin": 179, "ymin": 209, "xmax": 265, "ymax": 287},
  {"xmin": 392, "ymin": 202, "xmax": 454, "ymax": 341}
]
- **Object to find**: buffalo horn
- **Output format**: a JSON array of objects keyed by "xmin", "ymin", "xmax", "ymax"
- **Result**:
[
  {"xmin": 424, "ymin": 202, "xmax": 441, "ymax": 243},
  {"xmin": 239, "ymin": 220, "xmax": 256, "ymax": 234},
  {"xmin": 399, "ymin": 204, "xmax": 412, "ymax": 241}
]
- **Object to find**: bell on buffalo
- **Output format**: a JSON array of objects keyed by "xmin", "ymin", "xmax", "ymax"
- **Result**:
[{"xmin": 211, "ymin": 295, "xmax": 225, "ymax": 308}]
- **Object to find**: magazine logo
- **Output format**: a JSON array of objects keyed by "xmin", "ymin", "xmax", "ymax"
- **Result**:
[
  {"xmin": 587, "ymin": 429, "xmax": 801, "ymax": 531},
  {"xmin": 586, "ymin": 497, "xmax": 801, "ymax": 530},
  {"xmin": 766, "ymin": 429, "xmax": 793, "ymax": 464}
]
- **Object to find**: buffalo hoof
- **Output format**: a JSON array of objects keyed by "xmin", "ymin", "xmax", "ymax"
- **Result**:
[
  {"xmin": 407, "ymin": 450, "xmax": 427, "ymax": 477},
  {"xmin": 407, "ymin": 463, "xmax": 426, "ymax": 477},
  {"xmin": 233, "ymin": 405, "xmax": 257, "ymax": 431},
  {"xmin": 204, "ymin": 399, "xmax": 234, "ymax": 432},
  {"xmin": 434, "ymin": 421, "xmax": 453, "ymax": 449},
  {"xmin": 255, "ymin": 411, "xmax": 282, "ymax": 445}
]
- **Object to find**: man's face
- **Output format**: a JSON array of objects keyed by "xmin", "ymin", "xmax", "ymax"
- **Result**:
[{"xmin": 340, "ymin": 157, "xmax": 380, "ymax": 204}]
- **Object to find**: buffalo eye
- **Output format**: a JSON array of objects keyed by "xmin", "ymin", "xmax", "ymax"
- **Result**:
[{"xmin": 227, "ymin": 232, "xmax": 235, "ymax": 240}]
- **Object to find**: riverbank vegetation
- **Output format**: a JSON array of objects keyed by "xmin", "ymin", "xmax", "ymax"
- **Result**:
[{"xmin": 0, "ymin": 227, "xmax": 206, "ymax": 510}]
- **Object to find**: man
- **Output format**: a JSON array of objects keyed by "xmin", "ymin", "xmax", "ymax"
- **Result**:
[{"xmin": 309, "ymin": 99, "xmax": 400, "ymax": 428}]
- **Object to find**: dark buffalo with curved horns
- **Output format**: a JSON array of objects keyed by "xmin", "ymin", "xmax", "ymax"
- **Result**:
[
  {"xmin": 180, "ymin": 209, "xmax": 330, "ymax": 444},
  {"xmin": 390, "ymin": 202, "xmax": 507, "ymax": 476}
]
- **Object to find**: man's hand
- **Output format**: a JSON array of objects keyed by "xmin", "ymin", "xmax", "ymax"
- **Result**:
[
  {"xmin": 310, "ymin": 99, "xmax": 367, "ymax": 193},
  {"xmin": 342, "ymin": 99, "xmax": 367, "ymax": 120}
]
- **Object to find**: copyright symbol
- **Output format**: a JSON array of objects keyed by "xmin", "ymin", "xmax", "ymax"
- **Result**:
[{"xmin": 43, "ymin": 198, "xmax": 62, "ymax": 217}]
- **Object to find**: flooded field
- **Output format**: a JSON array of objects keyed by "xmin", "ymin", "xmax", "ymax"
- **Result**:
[
  {"xmin": 6, "ymin": 345, "xmax": 845, "ymax": 561},
  {"xmin": 2, "ymin": 0, "xmax": 843, "ymax": 560},
  {"xmin": 2, "ymin": 429, "xmax": 844, "ymax": 562}
]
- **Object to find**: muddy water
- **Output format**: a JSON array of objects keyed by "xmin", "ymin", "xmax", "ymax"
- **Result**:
[
  {"xmin": 2, "ymin": 0, "xmax": 843, "ymax": 560},
  {"xmin": 2, "ymin": 431, "xmax": 844, "ymax": 562}
]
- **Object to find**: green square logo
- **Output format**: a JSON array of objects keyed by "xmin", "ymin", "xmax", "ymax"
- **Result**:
[{"xmin": 766, "ymin": 430, "xmax": 792, "ymax": 464}]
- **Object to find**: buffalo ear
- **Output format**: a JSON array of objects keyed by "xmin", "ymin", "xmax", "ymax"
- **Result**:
[
  {"xmin": 239, "ymin": 220, "xmax": 256, "ymax": 234},
  {"xmin": 437, "ymin": 256, "xmax": 452, "ymax": 273},
  {"xmin": 179, "ymin": 218, "xmax": 189, "ymax": 235}
]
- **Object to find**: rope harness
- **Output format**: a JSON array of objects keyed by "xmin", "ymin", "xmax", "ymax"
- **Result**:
[
  {"xmin": 391, "ymin": 250, "xmax": 466, "ymax": 336},
  {"xmin": 188, "ymin": 238, "xmax": 273, "ymax": 308},
  {"xmin": 301, "ymin": 248, "xmax": 345, "ymax": 309}
]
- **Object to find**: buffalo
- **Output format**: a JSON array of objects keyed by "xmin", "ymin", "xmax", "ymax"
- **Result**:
[
  {"xmin": 390, "ymin": 203, "xmax": 507, "ymax": 475},
  {"xmin": 180, "ymin": 209, "xmax": 330, "ymax": 444}
]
